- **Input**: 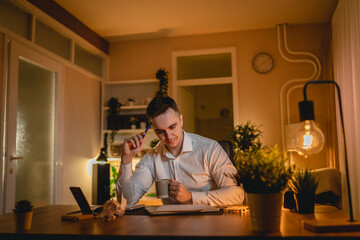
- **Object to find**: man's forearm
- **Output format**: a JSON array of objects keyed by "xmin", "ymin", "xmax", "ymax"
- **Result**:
[{"xmin": 207, "ymin": 186, "xmax": 244, "ymax": 206}]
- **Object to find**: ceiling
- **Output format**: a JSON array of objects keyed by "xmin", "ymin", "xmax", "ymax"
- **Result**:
[{"xmin": 54, "ymin": 0, "xmax": 338, "ymax": 42}]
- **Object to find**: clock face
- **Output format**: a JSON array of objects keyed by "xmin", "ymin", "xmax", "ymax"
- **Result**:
[{"xmin": 252, "ymin": 52, "xmax": 273, "ymax": 74}]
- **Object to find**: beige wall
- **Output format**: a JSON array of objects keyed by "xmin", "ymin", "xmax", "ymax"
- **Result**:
[
  {"xmin": 0, "ymin": 33, "xmax": 4, "ymax": 202},
  {"xmin": 109, "ymin": 23, "xmax": 333, "ymax": 169},
  {"xmin": 62, "ymin": 66, "xmax": 101, "ymax": 204}
]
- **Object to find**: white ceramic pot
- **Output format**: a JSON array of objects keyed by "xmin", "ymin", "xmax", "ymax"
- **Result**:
[{"xmin": 247, "ymin": 192, "xmax": 283, "ymax": 233}]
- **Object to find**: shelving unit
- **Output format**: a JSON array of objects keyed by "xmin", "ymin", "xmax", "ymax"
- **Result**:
[{"xmin": 101, "ymin": 79, "xmax": 159, "ymax": 157}]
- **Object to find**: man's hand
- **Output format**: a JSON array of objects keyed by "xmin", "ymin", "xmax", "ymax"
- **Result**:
[
  {"xmin": 121, "ymin": 132, "xmax": 146, "ymax": 164},
  {"xmin": 169, "ymin": 179, "xmax": 192, "ymax": 204}
]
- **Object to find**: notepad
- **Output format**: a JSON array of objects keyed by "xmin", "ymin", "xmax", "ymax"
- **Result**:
[
  {"xmin": 145, "ymin": 204, "xmax": 222, "ymax": 215},
  {"xmin": 155, "ymin": 204, "xmax": 205, "ymax": 212}
]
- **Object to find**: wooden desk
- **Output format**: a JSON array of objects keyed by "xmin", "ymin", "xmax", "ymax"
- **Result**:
[{"xmin": 0, "ymin": 205, "xmax": 360, "ymax": 239}]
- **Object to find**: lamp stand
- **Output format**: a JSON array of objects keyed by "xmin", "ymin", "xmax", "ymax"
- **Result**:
[{"xmin": 298, "ymin": 80, "xmax": 360, "ymax": 232}]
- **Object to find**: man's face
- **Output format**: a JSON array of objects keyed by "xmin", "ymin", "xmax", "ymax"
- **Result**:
[{"xmin": 150, "ymin": 108, "xmax": 184, "ymax": 151}]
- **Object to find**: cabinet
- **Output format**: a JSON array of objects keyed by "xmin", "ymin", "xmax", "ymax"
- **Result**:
[{"xmin": 102, "ymin": 79, "xmax": 159, "ymax": 158}]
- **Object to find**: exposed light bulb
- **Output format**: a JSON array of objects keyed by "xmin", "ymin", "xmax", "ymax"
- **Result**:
[{"xmin": 293, "ymin": 120, "xmax": 325, "ymax": 157}]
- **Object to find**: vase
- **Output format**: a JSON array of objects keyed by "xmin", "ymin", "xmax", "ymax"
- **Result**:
[
  {"xmin": 14, "ymin": 211, "xmax": 33, "ymax": 231},
  {"xmin": 294, "ymin": 193, "xmax": 315, "ymax": 214},
  {"xmin": 247, "ymin": 192, "xmax": 283, "ymax": 233}
]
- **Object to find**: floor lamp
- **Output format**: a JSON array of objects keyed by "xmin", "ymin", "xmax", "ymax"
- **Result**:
[{"xmin": 294, "ymin": 80, "xmax": 360, "ymax": 232}]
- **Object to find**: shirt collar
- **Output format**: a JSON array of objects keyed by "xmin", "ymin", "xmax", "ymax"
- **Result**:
[{"xmin": 154, "ymin": 130, "xmax": 193, "ymax": 158}]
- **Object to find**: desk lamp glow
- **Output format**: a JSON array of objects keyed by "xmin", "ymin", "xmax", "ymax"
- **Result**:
[
  {"xmin": 294, "ymin": 100, "xmax": 325, "ymax": 157},
  {"xmin": 296, "ymin": 80, "xmax": 360, "ymax": 232}
]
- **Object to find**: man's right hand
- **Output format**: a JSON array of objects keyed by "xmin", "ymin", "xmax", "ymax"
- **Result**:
[{"xmin": 121, "ymin": 132, "xmax": 146, "ymax": 165}]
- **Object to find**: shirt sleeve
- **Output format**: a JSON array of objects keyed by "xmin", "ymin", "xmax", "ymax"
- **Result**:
[
  {"xmin": 192, "ymin": 142, "xmax": 244, "ymax": 206},
  {"xmin": 116, "ymin": 154, "xmax": 154, "ymax": 205}
]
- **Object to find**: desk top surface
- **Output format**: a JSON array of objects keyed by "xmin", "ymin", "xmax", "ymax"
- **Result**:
[{"xmin": 0, "ymin": 205, "xmax": 360, "ymax": 239}]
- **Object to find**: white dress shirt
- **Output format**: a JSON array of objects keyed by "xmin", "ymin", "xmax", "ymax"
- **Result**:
[{"xmin": 116, "ymin": 131, "xmax": 244, "ymax": 206}]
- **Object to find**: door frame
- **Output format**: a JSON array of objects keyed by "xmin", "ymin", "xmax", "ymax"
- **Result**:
[
  {"xmin": 171, "ymin": 47, "xmax": 239, "ymax": 126},
  {"xmin": 2, "ymin": 39, "xmax": 64, "ymax": 213}
]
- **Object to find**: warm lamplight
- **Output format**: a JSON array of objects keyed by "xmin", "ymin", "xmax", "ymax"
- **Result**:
[{"xmin": 293, "ymin": 120, "xmax": 325, "ymax": 157}]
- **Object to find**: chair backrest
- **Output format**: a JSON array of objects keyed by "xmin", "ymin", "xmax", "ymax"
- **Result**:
[{"xmin": 217, "ymin": 140, "xmax": 234, "ymax": 161}]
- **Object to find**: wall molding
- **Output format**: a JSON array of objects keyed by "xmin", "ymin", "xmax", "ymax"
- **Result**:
[{"xmin": 27, "ymin": 0, "xmax": 109, "ymax": 54}]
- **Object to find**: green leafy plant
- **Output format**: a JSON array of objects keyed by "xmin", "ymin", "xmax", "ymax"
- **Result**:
[
  {"xmin": 231, "ymin": 121, "xmax": 263, "ymax": 154},
  {"xmin": 233, "ymin": 145, "xmax": 294, "ymax": 194},
  {"xmin": 155, "ymin": 68, "xmax": 169, "ymax": 97},
  {"xmin": 107, "ymin": 97, "xmax": 121, "ymax": 116},
  {"xmin": 110, "ymin": 166, "xmax": 118, "ymax": 199},
  {"xmin": 288, "ymin": 168, "xmax": 318, "ymax": 195},
  {"xmin": 107, "ymin": 97, "xmax": 122, "ymax": 143},
  {"xmin": 13, "ymin": 200, "xmax": 33, "ymax": 213}
]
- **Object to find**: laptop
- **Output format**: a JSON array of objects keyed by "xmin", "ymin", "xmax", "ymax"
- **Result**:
[
  {"xmin": 69, "ymin": 186, "xmax": 143, "ymax": 214},
  {"xmin": 69, "ymin": 186, "xmax": 103, "ymax": 215}
]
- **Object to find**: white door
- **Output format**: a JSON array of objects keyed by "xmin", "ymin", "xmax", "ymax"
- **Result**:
[{"xmin": 3, "ymin": 41, "xmax": 63, "ymax": 213}]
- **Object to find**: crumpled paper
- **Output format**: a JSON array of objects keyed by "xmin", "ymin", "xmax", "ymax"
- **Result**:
[{"xmin": 97, "ymin": 194, "xmax": 127, "ymax": 221}]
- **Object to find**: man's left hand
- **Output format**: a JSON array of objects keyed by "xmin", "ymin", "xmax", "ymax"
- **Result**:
[{"xmin": 169, "ymin": 179, "xmax": 192, "ymax": 204}]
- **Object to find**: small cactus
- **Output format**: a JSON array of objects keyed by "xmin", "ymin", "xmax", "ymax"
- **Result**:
[{"xmin": 13, "ymin": 200, "xmax": 33, "ymax": 213}]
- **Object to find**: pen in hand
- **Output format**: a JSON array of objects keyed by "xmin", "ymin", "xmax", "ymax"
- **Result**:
[{"xmin": 127, "ymin": 123, "xmax": 151, "ymax": 148}]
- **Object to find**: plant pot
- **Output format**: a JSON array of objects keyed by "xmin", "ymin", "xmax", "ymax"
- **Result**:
[
  {"xmin": 130, "ymin": 124, "xmax": 136, "ymax": 129},
  {"xmin": 14, "ymin": 211, "xmax": 33, "ymax": 231},
  {"xmin": 247, "ymin": 192, "xmax": 282, "ymax": 233},
  {"xmin": 294, "ymin": 193, "xmax": 315, "ymax": 214}
]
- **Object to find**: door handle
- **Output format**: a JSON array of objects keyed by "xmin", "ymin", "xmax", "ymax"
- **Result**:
[{"xmin": 10, "ymin": 156, "xmax": 24, "ymax": 161}]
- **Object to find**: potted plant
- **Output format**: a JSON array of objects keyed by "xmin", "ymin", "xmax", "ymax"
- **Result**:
[
  {"xmin": 128, "ymin": 117, "xmax": 138, "ymax": 129},
  {"xmin": 107, "ymin": 97, "xmax": 122, "ymax": 131},
  {"xmin": 155, "ymin": 68, "xmax": 169, "ymax": 97},
  {"xmin": 13, "ymin": 200, "xmax": 34, "ymax": 231},
  {"xmin": 127, "ymin": 97, "xmax": 136, "ymax": 106},
  {"xmin": 288, "ymin": 168, "xmax": 318, "ymax": 214},
  {"xmin": 231, "ymin": 120, "xmax": 263, "ymax": 154},
  {"xmin": 233, "ymin": 145, "xmax": 293, "ymax": 232}
]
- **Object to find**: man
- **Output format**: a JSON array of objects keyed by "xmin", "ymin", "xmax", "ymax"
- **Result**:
[{"xmin": 116, "ymin": 96, "xmax": 244, "ymax": 206}]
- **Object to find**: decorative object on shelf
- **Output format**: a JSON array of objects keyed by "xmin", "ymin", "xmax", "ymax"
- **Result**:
[
  {"xmin": 294, "ymin": 80, "xmax": 360, "ymax": 233},
  {"xmin": 13, "ymin": 200, "xmax": 34, "ymax": 231},
  {"xmin": 110, "ymin": 143, "xmax": 123, "ymax": 157},
  {"xmin": 127, "ymin": 97, "xmax": 136, "ymax": 106},
  {"xmin": 233, "ymin": 145, "xmax": 293, "ymax": 232},
  {"xmin": 155, "ymin": 68, "xmax": 169, "ymax": 97},
  {"xmin": 288, "ymin": 168, "xmax": 318, "ymax": 214},
  {"xmin": 128, "ymin": 117, "xmax": 139, "ymax": 129},
  {"xmin": 252, "ymin": 52, "xmax": 274, "ymax": 74}
]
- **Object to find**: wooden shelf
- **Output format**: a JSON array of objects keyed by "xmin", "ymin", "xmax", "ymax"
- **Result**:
[
  {"xmin": 103, "ymin": 129, "xmax": 152, "ymax": 134},
  {"xmin": 103, "ymin": 105, "xmax": 147, "ymax": 110}
]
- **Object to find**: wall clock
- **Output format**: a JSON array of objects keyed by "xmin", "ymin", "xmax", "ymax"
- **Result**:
[{"xmin": 252, "ymin": 52, "xmax": 274, "ymax": 74}]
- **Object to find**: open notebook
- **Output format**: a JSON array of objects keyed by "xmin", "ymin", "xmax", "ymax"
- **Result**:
[{"xmin": 145, "ymin": 204, "xmax": 222, "ymax": 216}]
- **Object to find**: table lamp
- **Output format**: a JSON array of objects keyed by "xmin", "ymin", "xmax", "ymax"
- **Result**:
[
  {"xmin": 295, "ymin": 80, "xmax": 360, "ymax": 232},
  {"xmin": 92, "ymin": 147, "xmax": 110, "ymax": 205}
]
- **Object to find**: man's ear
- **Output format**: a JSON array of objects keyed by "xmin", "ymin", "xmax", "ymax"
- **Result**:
[{"xmin": 180, "ymin": 114, "xmax": 183, "ymax": 127}]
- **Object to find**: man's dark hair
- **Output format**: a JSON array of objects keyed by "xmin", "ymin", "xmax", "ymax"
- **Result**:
[{"xmin": 146, "ymin": 96, "xmax": 179, "ymax": 120}]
